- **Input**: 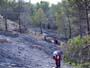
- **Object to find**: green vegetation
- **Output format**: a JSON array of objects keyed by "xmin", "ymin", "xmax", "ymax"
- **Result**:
[
  {"xmin": 0, "ymin": 0, "xmax": 90, "ymax": 37},
  {"xmin": 68, "ymin": 35, "xmax": 90, "ymax": 46},
  {"xmin": 63, "ymin": 35, "xmax": 90, "ymax": 68},
  {"xmin": 0, "ymin": 0, "xmax": 90, "ymax": 67}
]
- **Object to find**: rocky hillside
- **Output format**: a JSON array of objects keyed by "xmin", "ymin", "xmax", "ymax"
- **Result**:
[
  {"xmin": 0, "ymin": 31, "xmax": 73, "ymax": 68},
  {"xmin": 0, "ymin": 15, "xmax": 18, "ymax": 31},
  {"xmin": 0, "ymin": 32, "xmax": 60, "ymax": 68}
]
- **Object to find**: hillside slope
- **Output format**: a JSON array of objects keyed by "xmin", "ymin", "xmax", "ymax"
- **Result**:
[
  {"xmin": 0, "ymin": 32, "xmax": 72, "ymax": 68},
  {"xmin": 0, "ymin": 15, "xmax": 18, "ymax": 31},
  {"xmin": 0, "ymin": 33, "xmax": 59, "ymax": 68}
]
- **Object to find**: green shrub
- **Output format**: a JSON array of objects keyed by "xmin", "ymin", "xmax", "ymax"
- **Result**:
[
  {"xmin": 63, "ymin": 35, "xmax": 90, "ymax": 67},
  {"xmin": 68, "ymin": 35, "xmax": 90, "ymax": 46}
]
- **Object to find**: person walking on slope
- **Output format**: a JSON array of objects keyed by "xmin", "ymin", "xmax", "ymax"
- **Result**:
[{"xmin": 53, "ymin": 50, "xmax": 62, "ymax": 68}]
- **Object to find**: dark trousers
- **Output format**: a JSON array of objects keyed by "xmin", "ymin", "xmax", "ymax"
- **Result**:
[{"xmin": 56, "ymin": 61, "xmax": 61, "ymax": 68}]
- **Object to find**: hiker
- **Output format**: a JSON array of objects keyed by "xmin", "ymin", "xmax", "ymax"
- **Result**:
[
  {"xmin": 53, "ymin": 38, "xmax": 60, "ymax": 45},
  {"xmin": 54, "ymin": 39, "xmax": 59, "ymax": 44},
  {"xmin": 53, "ymin": 50, "xmax": 62, "ymax": 68}
]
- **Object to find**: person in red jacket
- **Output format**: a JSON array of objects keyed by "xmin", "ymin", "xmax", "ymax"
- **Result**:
[{"xmin": 53, "ymin": 50, "xmax": 62, "ymax": 68}]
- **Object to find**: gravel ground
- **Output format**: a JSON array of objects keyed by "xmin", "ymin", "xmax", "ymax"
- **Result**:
[{"xmin": 0, "ymin": 33, "xmax": 72, "ymax": 68}]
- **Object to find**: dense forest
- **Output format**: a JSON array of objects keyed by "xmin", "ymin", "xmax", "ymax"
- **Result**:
[
  {"xmin": 0, "ymin": 0, "xmax": 90, "ymax": 68},
  {"xmin": 0, "ymin": 0, "xmax": 89, "ymax": 37}
]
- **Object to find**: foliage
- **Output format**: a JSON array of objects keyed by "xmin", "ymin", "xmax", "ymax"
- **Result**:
[
  {"xmin": 0, "ymin": 0, "xmax": 89, "ymax": 36},
  {"xmin": 31, "ymin": 8, "xmax": 46, "ymax": 26},
  {"xmin": 63, "ymin": 35, "xmax": 90, "ymax": 67},
  {"xmin": 68, "ymin": 35, "xmax": 90, "ymax": 45},
  {"xmin": 36, "ymin": 1, "xmax": 49, "ymax": 13},
  {"xmin": 0, "ymin": 0, "xmax": 90, "ymax": 67}
]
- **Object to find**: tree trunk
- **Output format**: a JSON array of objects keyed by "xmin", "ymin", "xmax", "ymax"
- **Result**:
[
  {"xmin": 78, "ymin": 6, "xmax": 83, "ymax": 38},
  {"xmin": 4, "ymin": 18, "xmax": 8, "ymax": 31},
  {"xmin": 67, "ymin": 16, "xmax": 72, "ymax": 38},
  {"xmin": 40, "ymin": 22, "xmax": 43, "ymax": 34},
  {"xmin": 64, "ymin": 4, "xmax": 72, "ymax": 38},
  {"xmin": 84, "ymin": 0, "xmax": 90, "ymax": 34},
  {"xmin": 18, "ymin": 15, "xmax": 22, "ymax": 33}
]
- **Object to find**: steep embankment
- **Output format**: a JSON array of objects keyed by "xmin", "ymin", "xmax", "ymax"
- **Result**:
[
  {"xmin": 0, "ymin": 31, "xmax": 73, "ymax": 68},
  {"xmin": 0, "ymin": 33, "xmax": 60, "ymax": 68}
]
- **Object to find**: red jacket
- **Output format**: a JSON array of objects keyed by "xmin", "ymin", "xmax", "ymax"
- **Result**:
[{"xmin": 53, "ymin": 55, "xmax": 61, "ymax": 64}]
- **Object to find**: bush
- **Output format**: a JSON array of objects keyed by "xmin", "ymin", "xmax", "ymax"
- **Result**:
[
  {"xmin": 81, "ymin": 62, "xmax": 90, "ymax": 68},
  {"xmin": 63, "ymin": 35, "xmax": 90, "ymax": 67},
  {"xmin": 68, "ymin": 35, "xmax": 90, "ymax": 46}
]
